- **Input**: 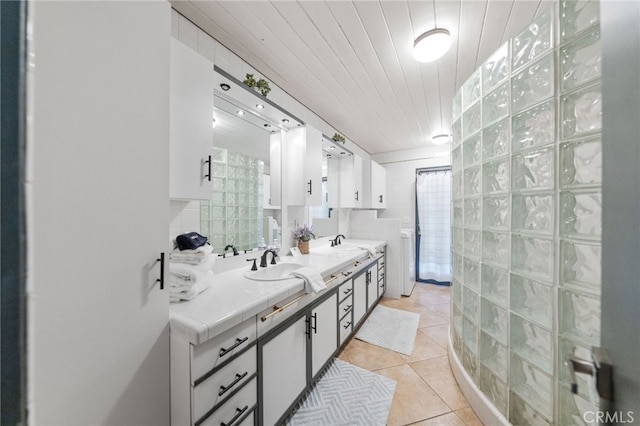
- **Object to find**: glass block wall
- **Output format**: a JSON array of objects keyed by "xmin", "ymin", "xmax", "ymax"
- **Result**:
[
  {"xmin": 450, "ymin": 2, "xmax": 602, "ymax": 424},
  {"xmin": 201, "ymin": 147, "xmax": 263, "ymax": 252}
]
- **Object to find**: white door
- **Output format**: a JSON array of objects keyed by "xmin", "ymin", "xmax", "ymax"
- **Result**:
[
  {"xmin": 311, "ymin": 294, "xmax": 338, "ymax": 377},
  {"xmin": 28, "ymin": 2, "xmax": 171, "ymax": 424},
  {"xmin": 600, "ymin": 0, "xmax": 640, "ymax": 416}
]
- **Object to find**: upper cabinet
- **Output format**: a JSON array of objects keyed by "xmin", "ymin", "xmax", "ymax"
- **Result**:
[
  {"xmin": 169, "ymin": 38, "xmax": 214, "ymax": 200},
  {"xmin": 370, "ymin": 160, "xmax": 387, "ymax": 209},
  {"xmin": 283, "ymin": 126, "xmax": 323, "ymax": 206},
  {"xmin": 339, "ymin": 153, "xmax": 363, "ymax": 208}
]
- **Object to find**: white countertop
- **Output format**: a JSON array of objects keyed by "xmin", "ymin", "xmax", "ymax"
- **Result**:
[{"xmin": 169, "ymin": 239, "xmax": 386, "ymax": 345}]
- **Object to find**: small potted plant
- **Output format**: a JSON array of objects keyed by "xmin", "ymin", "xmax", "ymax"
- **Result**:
[
  {"xmin": 243, "ymin": 73, "xmax": 271, "ymax": 97},
  {"xmin": 292, "ymin": 224, "xmax": 316, "ymax": 254},
  {"xmin": 332, "ymin": 133, "xmax": 346, "ymax": 144}
]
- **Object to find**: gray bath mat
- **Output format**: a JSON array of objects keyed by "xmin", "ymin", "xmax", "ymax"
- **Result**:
[
  {"xmin": 287, "ymin": 358, "xmax": 396, "ymax": 426},
  {"xmin": 356, "ymin": 305, "xmax": 420, "ymax": 355}
]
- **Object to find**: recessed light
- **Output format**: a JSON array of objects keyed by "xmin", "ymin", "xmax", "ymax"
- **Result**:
[
  {"xmin": 237, "ymin": 110, "xmax": 244, "ymax": 116},
  {"xmin": 263, "ymin": 123, "xmax": 271, "ymax": 128},
  {"xmin": 282, "ymin": 118, "xmax": 290, "ymax": 124},
  {"xmin": 340, "ymin": 152, "xmax": 346, "ymax": 155},
  {"xmin": 256, "ymin": 104, "xmax": 264, "ymax": 109},
  {"xmin": 329, "ymin": 146, "xmax": 336, "ymax": 150},
  {"xmin": 432, "ymin": 134, "xmax": 451, "ymax": 145},
  {"xmin": 220, "ymin": 83, "xmax": 231, "ymax": 91}
]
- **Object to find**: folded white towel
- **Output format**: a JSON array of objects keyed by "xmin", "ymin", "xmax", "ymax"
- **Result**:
[
  {"xmin": 289, "ymin": 266, "xmax": 327, "ymax": 294},
  {"xmin": 357, "ymin": 244, "xmax": 378, "ymax": 257},
  {"xmin": 169, "ymin": 256, "xmax": 214, "ymax": 285},
  {"xmin": 169, "ymin": 271, "xmax": 214, "ymax": 303},
  {"xmin": 170, "ymin": 244, "xmax": 213, "ymax": 264}
]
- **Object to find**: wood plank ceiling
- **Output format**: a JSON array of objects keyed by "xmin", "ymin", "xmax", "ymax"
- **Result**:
[{"xmin": 172, "ymin": 0, "xmax": 555, "ymax": 155}]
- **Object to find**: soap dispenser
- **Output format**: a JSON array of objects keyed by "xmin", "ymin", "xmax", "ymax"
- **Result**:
[{"xmin": 258, "ymin": 237, "xmax": 267, "ymax": 250}]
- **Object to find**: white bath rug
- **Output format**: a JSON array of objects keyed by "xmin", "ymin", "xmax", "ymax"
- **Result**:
[
  {"xmin": 356, "ymin": 304, "xmax": 420, "ymax": 355},
  {"xmin": 286, "ymin": 358, "xmax": 396, "ymax": 426}
]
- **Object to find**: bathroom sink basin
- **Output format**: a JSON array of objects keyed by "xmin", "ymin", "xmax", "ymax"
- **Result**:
[
  {"xmin": 332, "ymin": 244, "xmax": 363, "ymax": 251},
  {"xmin": 243, "ymin": 262, "xmax": 306, "ymax": 281}
]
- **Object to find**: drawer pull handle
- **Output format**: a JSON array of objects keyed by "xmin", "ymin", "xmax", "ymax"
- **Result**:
[
  {"xmin": 343, "ymin": 321, "xmax": 352, "ymax": 330},
  {"xmin": 343, "ymin": 305, "xmax": 352, "ymax": 312},
  {"xmin": 220, "ymin": 405, "xmax": 248, "ymax": 426},
  {"xmin": 261, "ymin": 294, "xmax": 306, "ymax": 322},
  {"xmin": 218, "ymin": 372, "xmax": 248, "ymax": 397},
  {"xmin": 343, "ymin": 288, "xmax": 352, "ymax": 295},
  {"xmin": 219, "ymin": 337, "xmax": 248, "ymax": 357}
]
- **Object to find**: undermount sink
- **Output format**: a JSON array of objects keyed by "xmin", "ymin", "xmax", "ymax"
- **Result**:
[
  {"xmin": 243, "ymin": 262, "xmax": 306, "ymax": 281},
  {"xmin": 332, "ymin": 244, "xmax": 363, "ymax": 251}
]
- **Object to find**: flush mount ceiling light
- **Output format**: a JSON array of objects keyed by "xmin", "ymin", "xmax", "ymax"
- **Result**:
[
  {"xmin": 432, "ymin": 134, "xmax": 451, "ymax": 145},
  {"xmin": 220, "ymin": 83, "xmax": 230, "ymax": 91},
  {"xmin": 413, "ymin": 28, "xmax": 451, "ymax": 62},
  {"xmin": 256, "ymin": 104, "xmax": 264, "ymax": 109}
]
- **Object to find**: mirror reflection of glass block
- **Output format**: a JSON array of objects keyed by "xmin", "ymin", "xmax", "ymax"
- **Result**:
[
  {"xmin": 211, "ymin": 147, "xmax": 227, "ymax": 163},
  {"xmin": 453, "ymin": 89, "xmax": 462, "ymax": 120},
  {"xmin": 453, "ymin": 200, "xmax": 463, "ymax": 224},
  {"xmin": 560, "ymin": 289, "xmax": 601, "ymax": 344},
  {"xmin": 463, "ymin": 133, "xmax": 482, "ymax": 168},
  {"xmin": 512, "ymin": 54, "xmax": 554, "ymax": 114},
  {"xmin": 560, "ymin": 27, "xmax": 601, "ymax": 92},
  {"xmin": 560, "ymin": 240, "xmax": 601, "ymax": 292},
  {"xmin": 558, "ymin": 384, "xmax": 598, "ymax": 426},
  {"xmin": 453, "ymin": 172, "xmax": 463, "ymax": 200},
  {"xmin": 512, "ymin": 193, "xmax": 554, "ymax": 235},
  {"xmin": 512, "ymin": 100, "xmax": 555, "ymax": 152},
  {"xmin": 481, "ymin": 298, "xmax": 508, "ymax": 344},
  {"xmin": 211, "ymin": 234, "xmax": 225, "ymax": 249},
  {"xmin": 483, "ymin": 81, "xmax": 510, "ymax": 126},
  {"xmin": 479, "ymin": 365, "xmax": 508, "ymax": 415},
  {"xmin": 482, "ymin": 42, "xmax": 510, "ymax": 92},
  {"xmin": 510, "ymin": 391, "xmax": 552, "ymax": 426},
  {"xmin": 482, "ymin": 231, "xmax": 509, "ymax": 269},
  {"xmin": 482, "ymin": 264, "xmax": 509, "ymax": 307},
  {"xmin": 464, "ymin": 257, "xmax": 480, "ymax": 291},
  {"xmin": 211, "ymin": 192, "xmax": 225, "ymax": 206},
  {"xmin": 560, "ymin": 0, "xmax": 600, "ymax": 43},
  {"xmin": 212, "ymin": 177, "xmax": 226, "ymax": 192},
  {"xmin": 464, "ymin": 166, "xmax": 481, "ymax": 197},
  {"xmin": 510, "ymin": 353, "xmax": 553, "ymax": 421},
  {"xmin": 462, "ymin": 343, "xmax": 479, "ymax": 380},
  {"xmin": 463, "ymin": 286, "xmax": 479, "ymax": 322},
  {"xmin": 558, "ymin": 338, "xmax": 594, "ymax": 395},
  {"xmin": 212, "ymin": 162, "xmax": 226, "ymax": 177},
  {"xmin": 483, "ymin": 158, "xmax": 510, "ymax": 194},
  {"xmin": 560, "ymin": 191, "xmax": 602, "ymax": 239},
  {"xmin": 227, "ymin": 179, "xmax": 237, "ymax": 192},
  {"xmin": 511, "ymin": 274, "xmax": 553, "ymax": 328},
  {"xmin": 464, "ymin": 229, "xmax": 482, "ymax": 260},
  {"xmin": 483, "ymin": 195, "xmax": 510, "ymax": 230},
  {"xmin": 452, "ymin": 118, "xmax": 462, "ymax": 148},
  {"xmin": 560, "ymin": 137, "xmax": 602, "ymax": 188},
  {"xmin": 480, "ymin": 332, "xmax": 508, "ymax": 381},
  {"xmin": 483, "ymin": 117, "xmax": 510, "ymax": 161},
  {"xmin": 512, "ymin": 146, "xmax": 555, "ymax": 191},
  {"xmin": 561, "ymin": 84, "xmax": 602, "ymax": 140},
  {"xmin": 452, "ymin": 146, "xmax": 462, "ymax": 172},
  {"xmin": 453, "ymin": 226, "xmax": 464, "ymax": 253},
  {"xmin": 463, "ymin": 101, "xmax": 482, "ymax": 139},
  {"xmin": 511, "ymin": 314, "xmax": 553, "ymax": 373},
  {"xmin": 512, "ymin": 9, "xmax": 554, "ymax": 70},
  {"xmin": 227, "ymin": 206, "xmax": 238, "ymax": 219},
  {"xmin": 464, "ymin": 197, "xmax": 481, "ymax": 228},
  {"xmin": 211, "ymin": 206, "xmax": 225, "ymax": 219},
  {"xmin": 463, "ymin": 315, "xmax": 478, "ymax": 352},
  {"xmin": 227, "ymin": 192, "xmax": 238, "ymax": 206},
  {"xmin": 463, "ymin": 68, "xmax": 482, "ymax": 111},
  {"xmin": 512, "ymin": 234, "xmax": 554, "ymax": 282}
]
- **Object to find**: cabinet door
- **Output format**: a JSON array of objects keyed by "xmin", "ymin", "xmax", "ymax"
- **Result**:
[
  {"xmin": 311, "ymin": 294, "xmax": 338, "ymax": 377},
  {"xmin": 366, "ymin": 265, "xmax": 379, "ymax": 310},
  {"xmin": 169, "ymin": 37, "xmax": 213, "ymax": 200},
  {"xmin": 371, "ymin": 160, "xmax": 387, "ymax": 209},
  {"xmin": 261, "ymin": 316, "xmax": 307, "ymax": 426},
  {"xmin": 339, "ymin": 154, "xmax": 363, "ymax": 208},
  {"xmin": 304, "ymin": 126, "xmax": 323, "ymax": 206},
  {"xmin": 353, "ymin": 154, "xmax": 363, "ymax": 208},
  {"xmin": 353, "ymin": 272, "xmax": 368, "ymax": 327}
]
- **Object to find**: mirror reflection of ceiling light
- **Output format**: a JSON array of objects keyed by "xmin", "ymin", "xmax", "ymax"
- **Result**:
[
  {"xmin": 236, "ymin": 110, "xmax": 245, "ymax": 116},
  {"xmin": 413, "ymin": 28, "xmax": 451, "ymax": 62},
  {"xmin": 256, "ymin": 104, "xmax": 264, "ymax": 109},
  {"xmin": 282, "ymin": 118, "xmax": 289, "ymax": 124},
  {"xmin": 329, "ymin": 146, "xmax": 335, "ymax": 150},
  {"xmin": 432, "ymin": 134, "xmax": 451, "ymax": 145}
]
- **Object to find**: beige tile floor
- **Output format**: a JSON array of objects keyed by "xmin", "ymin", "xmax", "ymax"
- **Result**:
[{"xmin": 337, "ymin": 283, "xmax": 483, "ymax": 426}]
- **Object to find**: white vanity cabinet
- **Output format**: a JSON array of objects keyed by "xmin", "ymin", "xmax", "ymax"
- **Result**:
[
  {"xmin": 371, "ymin": 160, "xmax": 387, "ymax": 209},
  {"xmin": 171, "ymin": 317, "xmax": 257, "ymax": 426},
  {"xmin": 262, "ymin": 174, "xmax": 280, "ymax": 209},
  {"xmin": 169, "ymin": 37, "xmax": 214, "ymax": 200},
  {"xmin": 284, "ymin": 125, "xmax": 323, "ymax": 206},
  {"xmin": 352, "ymin": 269, "xmax": 368, "ymax": 327},
  {"xmin": 310, "ymin": 293, "xmax": 338, "ymax": 377},
  {"xmin": 339, "ymin": 153, "xmax": 363, "ymax": 208},
  {"xmin": 338, "ymin": 280, "xmax": 354, "ymax": 345}
]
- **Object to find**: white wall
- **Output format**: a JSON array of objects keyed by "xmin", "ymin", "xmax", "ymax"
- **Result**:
[
  {"xmin": 373, "ymin": 146, "xmax": 451, "ymax": 230},
  {"xmin": 27, "ymin": 2, "xmax": 171, "ymax": 424}
]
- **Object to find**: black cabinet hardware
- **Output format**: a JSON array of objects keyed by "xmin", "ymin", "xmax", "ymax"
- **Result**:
[
  {"xmin": 307, "ymin": 180, "xmax": 312, "ymax": 195},
  {"xmin": 343, "ymin": 321, "xmax": 352, "ymax": 330},
  {"xmin": 218, "ymin": 372, "xmax": 248, "ymax": 397},
  {"xmin": 203, "ymin": 155, "xmax": 212, "ymax": 182},
  {"xmin": 219, "ymin": 337, "xmax": 248, "ymax": 357},
  {"xmin": 220, "ymin": 405, "xmax": 248, "ymax": 426},
  {"xmin": 156, "ymin": 253, "xmax": 165, "ymax": 290}
]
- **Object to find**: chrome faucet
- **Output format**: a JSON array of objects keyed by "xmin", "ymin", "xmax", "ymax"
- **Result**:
[
  {"xmin": 260, "ymin": 249, "xmax": 278, "ymax": 268},
  {"xmin": 224, "ymin": 244, "xmax": 239, "ymax": 256},
  {"xmin": 333, "ymin": 234, "xmax": 346, "ymax": 246}
]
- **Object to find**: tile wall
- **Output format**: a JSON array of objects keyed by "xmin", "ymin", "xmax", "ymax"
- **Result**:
[{"xmin": 450, "ymin": 2, "xmax": 602, "ymax": 424}]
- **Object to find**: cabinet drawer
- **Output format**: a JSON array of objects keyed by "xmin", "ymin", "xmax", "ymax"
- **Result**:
[
  {"xmin": 192, "ymin": 318, "xmax": 256, "ymax": 382},
  {"xmin": 339, "ymin": 313, "xmax": 353, "ymax": 344},
  {"xmin": 199, "ymin": 377, "xmax": 256, "ymax": 426},
  {"xmin": 193, "ymin": 346, "xmax": 257, "ymax": 422},
  {"xmin": 338, "ymin": 295, "xmax": 353, "ymax": 319},
  {"xmin": 338, "ymin": 281, "xmax": 353, "ymax": 303}
]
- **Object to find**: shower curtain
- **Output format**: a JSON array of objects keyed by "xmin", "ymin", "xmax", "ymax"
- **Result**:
[{"xmin": 416, "ymin": 168, "xmax": 452, "ymax": 284}]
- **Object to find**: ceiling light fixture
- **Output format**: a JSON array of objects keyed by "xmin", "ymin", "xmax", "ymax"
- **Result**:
[
  {"xmin": 220, "ymin": 83, "xmax": 230, "ymax": 91},
  {"xmin": 256, "ymin": 104, "xmax": 264, "ymax": 109},
  {"xmin": 432, "ymin": 134, "xmax": 451, "ymax": 145},
  {"xmin": 282, "ymin": 118, "xmax": 290, "ymax": 124},
  {"xmin": 236, "ymin": 110, "xmax": 244, "ymax": 116},
  {"xmin": 412, "ymin": 28, "xmax": 451, "ymax": 63}
]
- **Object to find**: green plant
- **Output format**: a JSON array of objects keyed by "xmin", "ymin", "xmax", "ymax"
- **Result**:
[
  {"xmin": 243, "ymin": 73, "xmax": 257, "ymax": 88},
  {"xmin": 332, "ymin": 133, "xmax": 346, "ymax": 144},
  {"xmin": 243, "ymin": 73, "xmax": 271, "ymax": 97}
]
